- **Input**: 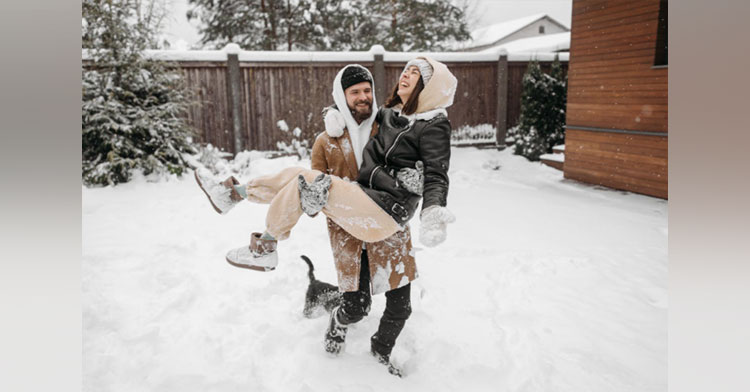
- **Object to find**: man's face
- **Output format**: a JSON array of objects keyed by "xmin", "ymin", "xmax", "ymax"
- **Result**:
[{"xmin": 344, "ymin": 81, "xmax": 373, "ymax": 122}]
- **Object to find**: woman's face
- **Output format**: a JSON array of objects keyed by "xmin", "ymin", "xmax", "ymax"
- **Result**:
[{"xmin": 398, "ymin": 65, "xmax": 421, "ymax": 102}]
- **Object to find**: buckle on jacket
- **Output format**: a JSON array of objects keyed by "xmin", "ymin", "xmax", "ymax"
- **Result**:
[{"xmin": 391, "ymin": 203, "xmax": 408, "ymax": 221}]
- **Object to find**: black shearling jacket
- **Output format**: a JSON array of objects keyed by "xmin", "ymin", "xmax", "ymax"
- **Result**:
[{"xmin": 357, "ymin": 107, "xmax": 451, "ymax": 225}]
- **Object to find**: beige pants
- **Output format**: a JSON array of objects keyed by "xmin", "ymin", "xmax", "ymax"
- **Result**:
[{"xmin": 244, "ymin": 167, "xmax": 401, "ymax": 243}]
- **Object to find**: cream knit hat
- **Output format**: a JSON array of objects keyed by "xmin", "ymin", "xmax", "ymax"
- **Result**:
[{"xmin": 403, "ymin": 59, "xmax": 434, "ymax": 85}]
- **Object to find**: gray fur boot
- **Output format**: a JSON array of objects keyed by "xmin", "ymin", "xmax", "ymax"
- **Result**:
[{"xmin": 298, "ymin": 173, "xmax": 332, "ymax": 216}]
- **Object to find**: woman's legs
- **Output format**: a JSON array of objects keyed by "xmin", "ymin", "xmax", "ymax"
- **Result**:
[{"xmin": 242, "ymin": 167, "xmax": 402, "ymax": 243}]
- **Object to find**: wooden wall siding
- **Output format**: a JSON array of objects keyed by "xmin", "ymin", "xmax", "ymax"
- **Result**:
[
  {"xmin": 565, "ymin": 0, "xmax": 668, "ymax": 199},
  {"xmin": 239, "ymin": 64, "xmax": 365, "ymax": 151},
  {"xmin": 564, "ymin": 129, "xmax": 667, "ymax": 198},
  {"xmin": 180, "ymin": 66, "xmax": 234, "ymax": 152},
  {"xmin": 162, "ymin": 59, "xmax": 567, "ymax": 152},
  {"xmin": 567, "ymin": 0, "xmax": 667, "ymax": 133}
]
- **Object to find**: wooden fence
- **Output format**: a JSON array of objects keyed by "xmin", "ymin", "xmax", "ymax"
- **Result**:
[{"xmin": 85, "ymin": 47, "xmax": 568, "ymax": 154}]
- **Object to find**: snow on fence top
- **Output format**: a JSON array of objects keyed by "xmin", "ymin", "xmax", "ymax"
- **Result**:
[{"xmin": 82, "ymin": 45, "xmax": 568, "ymax": 63}]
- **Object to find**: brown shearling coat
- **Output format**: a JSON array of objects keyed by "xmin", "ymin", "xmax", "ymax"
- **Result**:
[{"xmin": 311, "ymin": 126, "xmax": 417, "ymax": 295}]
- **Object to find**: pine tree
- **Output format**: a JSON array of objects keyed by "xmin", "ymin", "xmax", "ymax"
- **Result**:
[
  {"xmin": 355, "ymin": 0, "xmax": 471, "ymax": 51},
  {"xmin": 187, "ymin": 0, "xmax": 328, "ymax": 50},
  {"xmin": 187, "ymin": 0, "xmax": 470, "ymax": 51},
  {"xmin": 546, "ymin": 56, "xmax": 567, "ymax": 149},
  {"xmin": 512, "ymin": 57, "xmax": 567, "ymax": 161},
  {"xmin": 82, "ymin": 0, "xmax": 196, "ymax": 186}
]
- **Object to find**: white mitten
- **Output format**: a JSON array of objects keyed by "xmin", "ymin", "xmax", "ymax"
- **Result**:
[
  {"xmin": 419, "ymin": 205, "xmax": 456, "ymax": 247},
  {"xmin": 324, "ymin": 108, "xmax": 346, "ymax": 137}
]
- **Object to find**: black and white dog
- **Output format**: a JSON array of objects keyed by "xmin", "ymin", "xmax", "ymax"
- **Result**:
[{"xmin": 300, "ymin": 255, "xmax": 343, "ymax": 318}]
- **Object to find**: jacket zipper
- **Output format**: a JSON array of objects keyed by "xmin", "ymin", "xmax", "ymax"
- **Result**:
[
  {"xmin": 369, "ymin": 166, "xmax": 380, "ymax": 188},
  {"xmin": 384, "ymin": 124, "xmax": 413, "ymax": 165}
]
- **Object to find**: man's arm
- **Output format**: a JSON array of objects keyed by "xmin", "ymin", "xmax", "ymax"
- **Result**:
[{"xmin": 311, "ymin": 132, "xmax": 329, "ymax": 173}]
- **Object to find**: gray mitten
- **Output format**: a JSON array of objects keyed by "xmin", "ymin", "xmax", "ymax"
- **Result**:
[
  {"xmin": 298, "ymin": 173, "xmax": 332, "ymax": 216},
  {"xmin": 396, "ymin": 161, "xmax": 424, "ymax": 195}
]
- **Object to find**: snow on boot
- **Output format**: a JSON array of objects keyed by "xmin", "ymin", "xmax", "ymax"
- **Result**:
[
  {"xmin": 195, "ymin": 170, "xmax": 243, "ymax": 215},
  {"xmin": 370, "ymin": 349, "xmax": 403, "ymax": 378},
  {"xmin": 225, "ymin": 232, "xmax": 278, "ymax": 271},
  {"xmin": 324, "ymin": 306, "xmax": 348, "ymax": 355},
  {"xmin": 298, "ymin": 173, "xmax": 332, "ymax": 217},
  {"xmin": 396, "ymin": 161, "xmax": 424, "ymax": 195}
]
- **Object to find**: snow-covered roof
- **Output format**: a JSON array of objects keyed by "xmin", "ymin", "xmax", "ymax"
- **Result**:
[
  {"xmin": 468, "ymin": 13, "xmax": 568, "ymax": 49},
  {"xmin": 479, "ymin": 32, "xmax": 570, "ymax": 55}
]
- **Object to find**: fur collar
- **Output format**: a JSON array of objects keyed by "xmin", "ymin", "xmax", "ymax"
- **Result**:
[{"xmin": 394, "ymin": 107, "xmax": 448, "ymax": 123}]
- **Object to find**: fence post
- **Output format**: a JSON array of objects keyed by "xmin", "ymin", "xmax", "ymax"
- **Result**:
[
  {"xmin": 224, "ymin": 43, "xmax": 244, "ymax": 155},
  {"xmin": 370, "ymin": 45, "xmax": 386, "ymax": 105},
  {"xmin": 496, "ymin": 50, "xmax": 508, "ymax": 150}
]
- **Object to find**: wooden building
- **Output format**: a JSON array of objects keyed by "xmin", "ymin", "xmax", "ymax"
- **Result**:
[{"xmin": 563, "ymin": 0, "xmax": 668, "ymax": 199}]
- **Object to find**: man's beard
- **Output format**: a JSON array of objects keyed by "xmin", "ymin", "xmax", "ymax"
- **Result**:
[{"xmin": 350, "ymin": 100, "xmax": 372, "ymax": 124}]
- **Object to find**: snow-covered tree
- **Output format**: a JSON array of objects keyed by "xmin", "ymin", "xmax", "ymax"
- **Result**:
[
  {"xmin": 82, "ymin": 0, "xmax": 196, "ymax": 186},
  {"xmin": 186, "ymin": 0, "xmax": 325, "ymax": 50},
  {"xmin": 353, "ymin": 0, "xmax": 471, "ymax": 51},
  {"xmin": 511, "ymin": 57, "xmax": 567, "ymax": 161},
  {"xmin": 187, "ymin": 0, "xmax": 470, "ymax": 51}
]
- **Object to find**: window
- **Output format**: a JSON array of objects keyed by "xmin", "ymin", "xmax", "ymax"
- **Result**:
[
  {"xmin": 539, "ymin": 25, "xmax": 545, "ymax": 34},
  {"xmin": 654, "ymin": 0, "xmax": 668, "ymax": 66}
]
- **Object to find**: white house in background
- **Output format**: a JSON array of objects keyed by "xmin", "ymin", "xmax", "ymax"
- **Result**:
[
  {"xmin": 460, "ymin": 13, "xmax": 570, "ymax": 52},
  {"xmin": 478, "ymin": 32, "xmax": 570, "ymax": 54}
]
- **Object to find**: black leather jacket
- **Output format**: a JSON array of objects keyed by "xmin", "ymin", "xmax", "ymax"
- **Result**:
[{"xmin": 357, "ymin": 108, "xmax": 451, "ymax": 224}]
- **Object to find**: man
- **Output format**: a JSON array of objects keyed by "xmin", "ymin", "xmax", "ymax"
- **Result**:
[{"xmin": 310, "ymin": 65, "xmax": 416, "ymax": 377}]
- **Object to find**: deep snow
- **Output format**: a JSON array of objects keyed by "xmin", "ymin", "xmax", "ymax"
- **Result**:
[{"xmin": 82, "ymin": 147, "xmax": 667, "ymax": 391}]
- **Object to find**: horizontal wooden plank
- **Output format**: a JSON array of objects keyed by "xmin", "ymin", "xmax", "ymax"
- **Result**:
[
  {"xmin": 568, "ymin": 102, "xmax": 667, "ymax": 113},
  {"xmin": 564, "ymin": 157, "xmax": 669, "ymax": 189},
  {"xmin": 568, "ymin": 72, "xmax": 666, "ymax": 84},
  {"xmin": 571, "ymin": 31, "xmax": 658, "ymax": 52},
  {"xmin": 566, "ymin": 119, "xmax": 667, "ymax": 133},
  {"xmin": 564, "ymin": 162, "xmax": 666, "ymax": 191},
  {"xmin": 565, "ymin": 137, "xmax": 668, "ymax": 158},
  {"xmin": 569, "ymin": 41, "xmax": 656, "ymax": 59},
  {"xmin": 568, "ymin": 88, "xmax": 668, "ymax": 98},
  {"xmin": 571, "ymin": 18, "xmax": 659, "ymax": 40},
  {"xmin": 573, "ymin": 1, "xmax": 659, "ymax": 17},
  {"xmin": 565, "ymin": 154, "xmax": 666, "ymax": 182},
  {"xmin": 572, "ymin": 24, "xmax": 659, "ymax": 46},
  {"xmin": 572, "ymin": 5, "xmax": 660, "ymax": 30},
  {"xmin": 570, "ymin": 49, "xmax": 660, "ymax": 64},
  {"xmin": 566, "ymin": 113, "xmax": 667, "ymax": 131},
  {"xmin": 568, "ymin": 81, "xmax": 667, "ymax": 92},
  {"xmin": 567, "ymin": 62, "xmax": 666, "ymax": 77},
  {"xmin": 569, "ymin": 56, "xmax": 655, "ymax": 69},
  {"xmin": 568, "ymin": 96, "xmax": 667, "ymax": 107},
  {"xmin": 565, "ymin": 148, "xmax": 667, "ymax": 173},
  {"xmin": 564, "ymin": 165, "xmax": 667, "ymax": 199},
  {"xmin": 566, "ymin": 128, "xmax": 668, "ymax": 146}
]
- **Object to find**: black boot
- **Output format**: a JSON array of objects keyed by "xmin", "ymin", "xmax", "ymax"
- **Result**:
[
  {"xmin": 324, "ymin": 305, "xmax": 348, "ymax": 355},
  {"xmin": 370, "ymin": 348, "xmax": 403, "ymax": 377}
]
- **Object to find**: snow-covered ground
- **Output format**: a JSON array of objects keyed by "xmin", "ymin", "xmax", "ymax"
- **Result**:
[{"xmin": 83, "ymin": 147, "xmax": 667, "ymax": 391}]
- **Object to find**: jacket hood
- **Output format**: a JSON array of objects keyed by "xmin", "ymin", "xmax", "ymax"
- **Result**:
[
  {"xmin": 331, "ymin": 64, "xmax": 378, "ymax": 167},
  {"xmin": 332, "ymin": 64, "xmax": 378, "ymax": 136},
  {"xmin": 413, "ymin": 57, "xmax": 457, "ymax": 115}
]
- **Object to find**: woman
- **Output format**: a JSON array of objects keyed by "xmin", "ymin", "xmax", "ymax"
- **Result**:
[{"xmin": 195, "ymin": 57, "xmax": 457, "ymax": 273}]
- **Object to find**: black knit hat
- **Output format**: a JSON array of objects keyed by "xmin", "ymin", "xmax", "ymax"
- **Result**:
[{"xmin": 340, "ymin": 66, "xmax": 372, "ymax": 91}]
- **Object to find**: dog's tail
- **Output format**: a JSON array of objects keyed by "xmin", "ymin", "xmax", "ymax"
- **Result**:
[{"xmin": 300, "ymin": 255, "xmax": 315, "ymax": 282}]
